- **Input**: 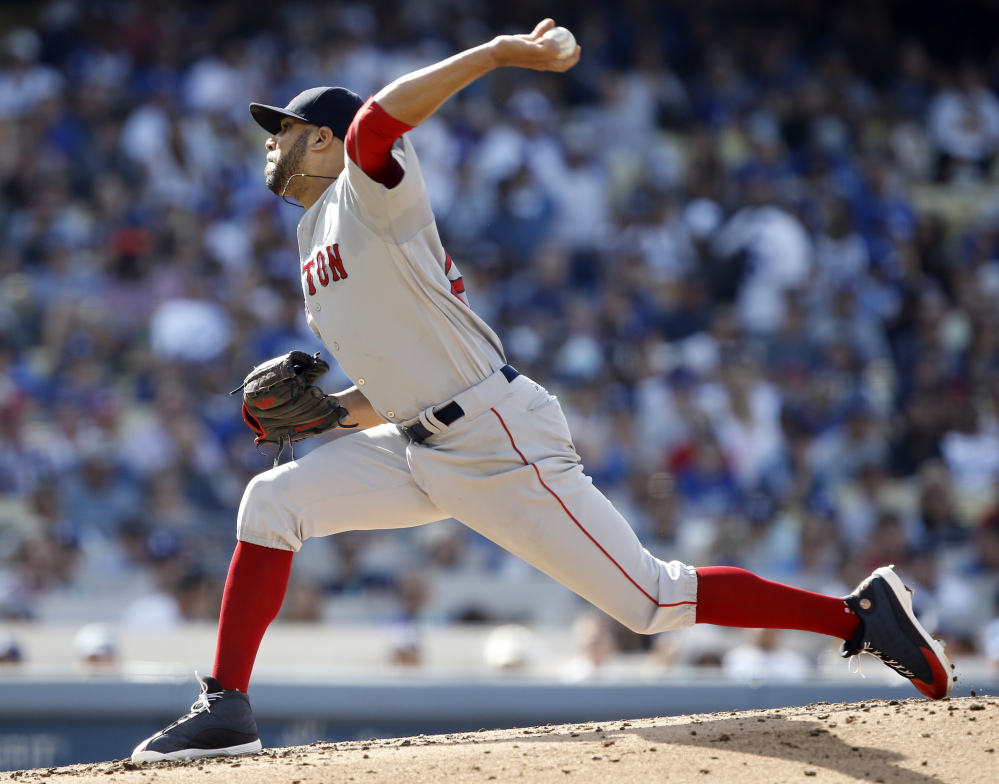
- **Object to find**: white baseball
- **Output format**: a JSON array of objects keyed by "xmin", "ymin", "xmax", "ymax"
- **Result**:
[{"xmin": 543, "ymin": 26, "xmax": 576, "ymax": 60}]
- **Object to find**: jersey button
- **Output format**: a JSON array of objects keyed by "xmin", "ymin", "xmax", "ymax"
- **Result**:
[
  {"xmin": 315, "ymin": 302, "xmax": 322, "ymax": 311},
  {"xmin": 387, "ymin": 411, "xmax": 394, "ymax": 418},
  {"xmin": 333, "ymin": 342, "xmax": 340, "ymax": 350},
  {"xmin": 357, "ymin": 378, "xmax": 365, "ymax": 385}
]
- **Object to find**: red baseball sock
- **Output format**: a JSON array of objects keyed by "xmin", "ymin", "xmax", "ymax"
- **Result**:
[
  {"xmin": 211, "ymin": 541, "xmax": 294, "ymax": 693},
  {"xmin": 695, "ymin": 566, "xmax": 860, "ymax": 640}
]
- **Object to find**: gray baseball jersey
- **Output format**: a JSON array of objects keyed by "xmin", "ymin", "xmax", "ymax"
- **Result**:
[
  {"xmin": 300, "ymin": 135, "xmax": 505, "ymax": 424},
  {"xmin": 239, "ymin": 136, "xmax": 699, "ymax": 635}
]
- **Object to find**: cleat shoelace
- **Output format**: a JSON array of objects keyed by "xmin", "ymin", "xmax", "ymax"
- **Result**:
[
  {"xmin": 155, "ymin": 675, "xmax": 224, "ymax": 736},
  {"xmin": 188, "ymin": 671, "xmax": 225, "ymax": 715},
  {"xmin": 190, "ymin": 687, "xmax": 224, "ymax": 715},
  {"xmin": 856, "ymin": 643, "xmax": 916, "ymax": 678}
]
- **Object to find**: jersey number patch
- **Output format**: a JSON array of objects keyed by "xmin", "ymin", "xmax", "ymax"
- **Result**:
[{"xmin": 302, "ymin": 244, "xmax": 348, "ymax": 295}]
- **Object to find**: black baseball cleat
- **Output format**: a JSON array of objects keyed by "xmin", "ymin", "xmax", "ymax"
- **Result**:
[
  {"xmin": 840, "ymin": 565, "xmax": 954, "ymax": 699},
  {"xmin": 132, "ymin": 674, "xmax": 262, "ymax": 763}
]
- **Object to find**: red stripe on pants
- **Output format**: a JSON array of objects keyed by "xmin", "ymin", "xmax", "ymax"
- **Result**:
[{"xmin": 490, "ymin": 407, "xmax": 695, "ymax": 610}]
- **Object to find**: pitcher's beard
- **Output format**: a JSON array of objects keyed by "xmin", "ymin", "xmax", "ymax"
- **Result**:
[{"xmin": 265, "ymin": 132, "xmax": 309, "ymax": 196}]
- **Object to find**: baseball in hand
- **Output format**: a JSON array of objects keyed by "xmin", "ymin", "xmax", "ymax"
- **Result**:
[{"xmin": 543, "ymin": 26, "xmax": 577, "ymax": 59}]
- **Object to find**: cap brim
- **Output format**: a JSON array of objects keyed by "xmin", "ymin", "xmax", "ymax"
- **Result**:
[{"xmin": 249, "ymin": 103, "xmax": 309, "ymax": 135}]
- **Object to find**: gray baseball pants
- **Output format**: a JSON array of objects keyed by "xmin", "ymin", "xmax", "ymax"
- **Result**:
[{"xmin": 237, "ymin": 366, "xmax": 698, "ymax": 634}]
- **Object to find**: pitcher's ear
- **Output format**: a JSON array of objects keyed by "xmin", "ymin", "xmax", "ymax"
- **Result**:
[{"xmin": 313, "ymin": 126, "xmax": 334, "ymax": 149}]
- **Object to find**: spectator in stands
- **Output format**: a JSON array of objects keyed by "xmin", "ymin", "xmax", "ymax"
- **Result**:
[
  {"xmin": 483, "ymin": 624, "xmax": 534, "ymax": 673},
  {"xmin": 915, "ymin": 466, "xmax": 969, "ymax": 549},
  {"xmin": 73, "ymin": 623, "xmax": 116, "ymax": 668},
  {"xmin": 973, "ymin": 510, "xmax": 999, "ymax": 574},
  {"xmin": 928, "ymin": 64, "xmax": 999, "ymax": 182},
  {"xmin": 560, "ymin": 613, "xmax": 624, "ymax": 683},
  {"xmin": 889, "ymin": 393, "xmax": 945, "ymax": 477},
  {"xmin": 0, "ymin": 28, "xmax": 62, "ymax": 120},
  {"xmin": 673, "ymin": 430, "xmax": 740, "ymax": 520},
  {"xmin": 711, "ymin": 163, "xmax": 812, "ymax": 334},
  {"xmin": 120, "ymin": 562, "xmax": 219, "ymax": 630},
  {"xmin": 940, "ymin": 398, "xmax": 999, "ymax": 497},
  {"xmin": 0, "ymin": 628, "xmax": 22, "ymax": 664},
  {"xmin": 811, "ymin": 400, "xmax": 889, "ymax": 490},
  {"xmin": 722, "ymin": 628, "xmax": 811, "ymax": 684},
  {"xmin": 859, "ymin": 512, "xmax": 913, "ymax": 573},
  {"xmin": 984, "ymin": 588, "xmax": 999, "ymax": 673},
  {"xmin": 699, "ymin": 352, "xmax": 783, "ymax": 490},
  {"xmin": 60, "ymin": 437, "xmax": 141, "ymax": 540},
  {"xmin": 905, "ymin": 548, "xmax": 979, "ymax": 648}
]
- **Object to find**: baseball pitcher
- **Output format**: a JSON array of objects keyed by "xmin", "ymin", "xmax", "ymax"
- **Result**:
[{"xmin": 132, "ymin": 19, "xmax": 953, "ymax": 763}]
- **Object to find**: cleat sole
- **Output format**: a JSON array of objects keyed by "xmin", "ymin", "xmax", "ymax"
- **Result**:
[{"xmin": 132, "ymin": 739, "xmax": 262, "ymax": 764}]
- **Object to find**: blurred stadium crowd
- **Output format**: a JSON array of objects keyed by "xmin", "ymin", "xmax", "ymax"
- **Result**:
[{"xmin": 1, "ymin": 0, "xmax": 999, "ymax": 671}]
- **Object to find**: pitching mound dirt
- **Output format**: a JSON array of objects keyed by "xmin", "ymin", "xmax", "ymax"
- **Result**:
[{"xmin": 2, "ymin": 697, "xmax": 995, "ymax": 783}]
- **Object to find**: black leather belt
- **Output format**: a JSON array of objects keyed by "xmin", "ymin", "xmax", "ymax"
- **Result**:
[{"xmin": 402, "ymin": 365, "xmax": 520, "ymax": 443}]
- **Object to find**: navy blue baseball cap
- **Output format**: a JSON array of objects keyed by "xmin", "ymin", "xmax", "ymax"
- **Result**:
[{"xmin": 250, "ymin": 86, "xmax": 365, "ymax": 139}]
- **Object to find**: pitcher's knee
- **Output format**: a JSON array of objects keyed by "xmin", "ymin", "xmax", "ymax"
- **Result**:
[
  {"xmin": 611, "ymin": 603, "xmax": 696, "ymax": 635},
  {"xmin": 618, "ymin": 609, "xmax": 660, "ymax": 636},
  {"xmin": 236, "ymin": 469, "xmax": 302, "ymax": 551}
]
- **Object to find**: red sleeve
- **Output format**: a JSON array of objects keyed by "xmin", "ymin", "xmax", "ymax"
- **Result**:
[{"xmin": 344, "ymin": 98, "xmax": 414, "ymax": 188}]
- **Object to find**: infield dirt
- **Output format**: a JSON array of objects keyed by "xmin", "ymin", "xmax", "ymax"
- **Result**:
[{"xmin": 1, "ymin": 697, "xmax": 996, "ymax": 784}]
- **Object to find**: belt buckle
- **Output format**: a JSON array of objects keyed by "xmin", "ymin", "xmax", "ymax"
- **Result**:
[{"xmin": 402, "ymin": 422, "xmax": 431, "ymax": 444}]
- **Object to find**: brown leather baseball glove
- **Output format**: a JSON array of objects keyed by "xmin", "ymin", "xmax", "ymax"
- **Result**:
[{"xmin": 237, "ymin": 351, "xmax": 355, "ymax": 466}]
